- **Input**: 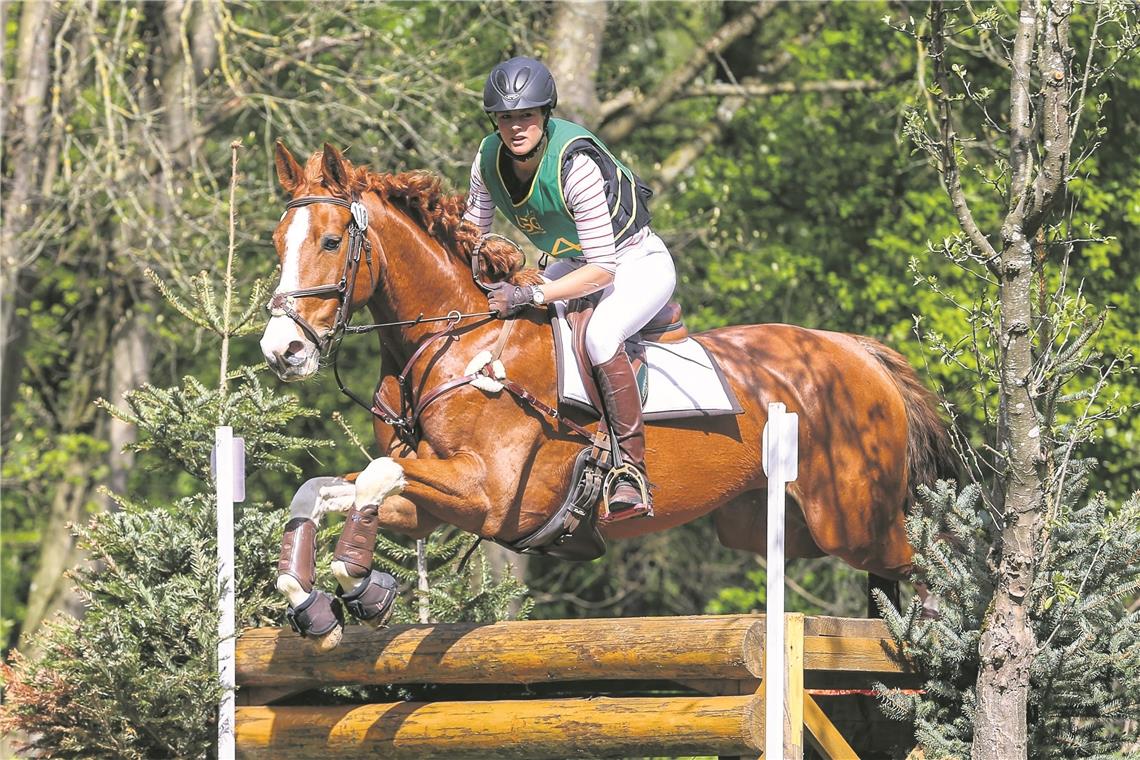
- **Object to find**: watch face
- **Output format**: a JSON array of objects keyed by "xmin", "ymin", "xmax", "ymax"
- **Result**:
[{"xmin": 533, "ymin": 288, "xmax": 545, "ymax": 304}]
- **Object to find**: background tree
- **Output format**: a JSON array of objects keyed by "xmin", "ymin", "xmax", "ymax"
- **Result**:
[
  {"xmin": 3, "ymin": 6, "xmax": 1138, "ymax": 752},
  {"xmin": 873, "ymin": 1, "xmax": 1140, "ymax": 757}
]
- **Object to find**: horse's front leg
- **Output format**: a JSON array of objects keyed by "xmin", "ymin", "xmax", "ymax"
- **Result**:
[
  {"xmin": 353, "ymin": 450, "xmax": 500, "ymax": 533},
  {"xmin": 275, "ymin": 465, "xmax": 441, "ymax": 650},
  {"xmin": 328, "ymin": 459, "xmax": 443, "ymax": 629},
  {"xmin": 275, "ymin": 477, "xmax": 355, "ymax": 650}
]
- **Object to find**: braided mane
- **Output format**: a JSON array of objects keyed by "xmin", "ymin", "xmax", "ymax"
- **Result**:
[{"xmin": 303, "ymin": 152, "xmax": 539, "ymax": 285}]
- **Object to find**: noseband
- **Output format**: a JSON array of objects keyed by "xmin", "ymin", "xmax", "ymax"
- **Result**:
[{"xmin": 267, "ymin": 194, "xmax": 374, "ymax": 353}]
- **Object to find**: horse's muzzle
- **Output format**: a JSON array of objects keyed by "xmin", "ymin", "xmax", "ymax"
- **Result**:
[{"xmin": 261, "ymin": 326, "xmax": 319, "ymax": 381}]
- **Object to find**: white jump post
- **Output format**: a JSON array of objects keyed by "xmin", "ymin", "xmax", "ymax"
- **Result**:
[
  {"xmin": 762, "ymin": 402, "xmax": 799, "ymax": 759},
  {"xmin": 213, "ymin": 427, "xmax": 245, "ymax": 760}
]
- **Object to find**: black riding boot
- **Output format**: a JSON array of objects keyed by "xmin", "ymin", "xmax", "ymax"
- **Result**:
[{"xmin": 594, "ymin": 348, "xmax": 653, "ymax": 519}]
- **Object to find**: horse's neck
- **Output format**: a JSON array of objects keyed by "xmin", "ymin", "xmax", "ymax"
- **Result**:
[{"xmin": 368, "ymin": 195, "xmax": 487, "ymax": 363}]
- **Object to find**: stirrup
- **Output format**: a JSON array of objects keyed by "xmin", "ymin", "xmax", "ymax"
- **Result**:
[{"xmin": 600, "ymin": 464, "xmax": 654, "ymax": 524}]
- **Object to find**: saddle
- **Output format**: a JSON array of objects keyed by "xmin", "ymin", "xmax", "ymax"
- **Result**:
[
  {"xmin": 485, "ymin": 302, "xmax": 691, "ymax": 562},
  {"xmin": 565, "ymin": 296, "xmax": 689, "ymax": 413}
]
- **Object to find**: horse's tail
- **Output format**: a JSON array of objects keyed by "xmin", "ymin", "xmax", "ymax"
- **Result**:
[{"xmin": 858, "ymin": 337, "xmax": 958, "ymax": 508}]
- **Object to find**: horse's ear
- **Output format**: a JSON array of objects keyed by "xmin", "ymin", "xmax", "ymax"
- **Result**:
[
  {"xmin": 275, "ymin": 140, "xmax": 304, "ymax": 194},
  {"xmin": 321, "ymin": 143, "xmax": 351, "ymax": 193}
]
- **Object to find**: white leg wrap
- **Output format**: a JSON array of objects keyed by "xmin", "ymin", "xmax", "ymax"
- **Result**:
[
  {"xmin": 354, "ymin": 457, "xmax": 406, "ymax": 507},
  {"xmin": 290, "ymin": 476, "xmax": 355, "ymax": 523},
  {"xmin": 331, "ymin": 561, "xmax": 362, "ymax": 593},
  {"xmin": 276, "ymin": 574, "xmax": 311, "ymax": 607}
]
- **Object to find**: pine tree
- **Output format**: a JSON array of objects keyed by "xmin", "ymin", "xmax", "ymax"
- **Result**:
[{"xmin": 876, "ymin": 476, "xmax": 1140, "ymax": 758}]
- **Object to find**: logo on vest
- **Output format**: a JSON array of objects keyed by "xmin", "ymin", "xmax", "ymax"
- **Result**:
[
  {"xmin": 515, "ymin": 212, "xmax": 544, "ymax": 234},
  {"xmin": 550, "ymin": 238, "xmax": 583, "ymax": 258}
]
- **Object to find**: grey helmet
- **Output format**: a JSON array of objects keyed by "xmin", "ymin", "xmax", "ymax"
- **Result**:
[{"xmin": 483, "ymin": 57, "xmax": 558, "ymax": 113}]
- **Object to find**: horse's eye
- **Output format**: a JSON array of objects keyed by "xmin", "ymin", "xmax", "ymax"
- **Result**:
[{"xmin": 321, "ymin": 235, "xmax": 342, "ymax": 251}]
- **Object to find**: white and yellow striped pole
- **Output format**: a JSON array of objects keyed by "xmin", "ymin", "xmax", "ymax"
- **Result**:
[
  {"xmin": 762, "ymin": 402, "xmax": 799, "ymax": 759},
  {"xmin": 214, "ymin": 427, "xmax": 245, "ymax": 760}
]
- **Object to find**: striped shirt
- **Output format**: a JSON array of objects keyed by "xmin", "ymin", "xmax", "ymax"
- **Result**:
[{"xmin": 465, "ymin": 152, "xmax": 645, "ymax": 273}]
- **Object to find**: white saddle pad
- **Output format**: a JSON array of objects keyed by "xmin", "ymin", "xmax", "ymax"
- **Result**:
[{"xmin": 551, "ymin": 302, "xmax": 743, "ymax": 421}]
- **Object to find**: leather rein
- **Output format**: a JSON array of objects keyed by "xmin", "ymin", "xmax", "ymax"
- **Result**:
[
  {"xmin": 268, "ymin": 194, "xmax": 597, "ymax": 452},
  {"xmin": 270, "ymin": 193, "xmax": 614, "ymax": 557}
]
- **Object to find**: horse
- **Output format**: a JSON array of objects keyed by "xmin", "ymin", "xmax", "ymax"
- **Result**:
[{"xmin": 260, "ymin": 141, "xmax": 956, "ymax": 649}]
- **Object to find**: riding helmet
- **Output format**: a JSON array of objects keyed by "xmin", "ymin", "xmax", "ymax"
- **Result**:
[{"xmin": 483, "ymin": 57, "xmax": 558, "ymax": 113}]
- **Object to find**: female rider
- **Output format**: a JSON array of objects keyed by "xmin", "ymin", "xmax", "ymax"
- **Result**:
[{"xmin": 463, "ymin": 56, "xmax": 676, "ymax": 516}]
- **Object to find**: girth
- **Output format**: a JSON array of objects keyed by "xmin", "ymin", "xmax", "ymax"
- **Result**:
[{"xmin": 490, "ymin": 448, "xmax": 607, "ymax": 561}]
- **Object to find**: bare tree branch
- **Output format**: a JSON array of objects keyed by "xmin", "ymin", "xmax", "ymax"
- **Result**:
[
  {"xmin": 930, "ymin": 2, "xmax": 1000, "ymax": 268},
  {"xmin": 681, "ymin": 78, "xmax": 883, "ymax": 98},
  {"xmin": 599, "ymin": 1, "xmax": 776, "ymax": 143},
  {"xmin": 651, "ymin": 8, "xmax": 831, "ymax": 194},
  {"xmin": 654, "ymin": 95, "xmax": 745, "ymax": 190}
]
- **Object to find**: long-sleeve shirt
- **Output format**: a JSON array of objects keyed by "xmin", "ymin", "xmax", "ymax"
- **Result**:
[{"xmin": 465, "ymin": 152, "xmax": 648, "ymax": 274}]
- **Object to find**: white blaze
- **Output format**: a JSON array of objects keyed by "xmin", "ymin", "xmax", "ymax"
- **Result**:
[{"xmin": 261, "ymin": 207, "xmax": 311, "ymax": 356}]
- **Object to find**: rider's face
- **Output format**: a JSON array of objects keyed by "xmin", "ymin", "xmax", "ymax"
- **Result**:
[{"xmin": 496, "ymin": 109, "xmax": 544, "ymax": 157}]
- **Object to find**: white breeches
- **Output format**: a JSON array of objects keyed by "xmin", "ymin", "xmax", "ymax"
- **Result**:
[{"xmin": 544, "ymin": 230, "xmax": 677, "ymax": 365}]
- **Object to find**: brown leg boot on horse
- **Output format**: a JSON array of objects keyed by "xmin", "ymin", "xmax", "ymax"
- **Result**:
[{"xmin": 594, "ymin": 348, "xmax": 654, "ymax": 522}]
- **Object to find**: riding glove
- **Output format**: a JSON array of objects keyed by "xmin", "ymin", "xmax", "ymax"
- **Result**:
[{"xmin": 487, "ymin": 283, "xmax": 534, "ymax": 318}]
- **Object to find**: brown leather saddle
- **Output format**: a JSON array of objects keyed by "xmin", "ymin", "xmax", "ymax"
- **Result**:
[{"xmin": 565, "ymin": 297, "xmax": 689, "ymax": 413}]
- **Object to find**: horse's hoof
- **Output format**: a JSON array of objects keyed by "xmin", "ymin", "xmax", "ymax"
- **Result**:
[
  {"xmin": 314, "ymin": 623, "xmax": 343, "ymax": 651},
  {"xmin": 339, "ymin": 569, "xmax": 398, "ymax": 627}
]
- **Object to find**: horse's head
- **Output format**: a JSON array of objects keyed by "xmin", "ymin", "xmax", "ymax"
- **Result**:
[{"xmin": 261, "ymin": 141, "xmax": 378, "ymax": 381}]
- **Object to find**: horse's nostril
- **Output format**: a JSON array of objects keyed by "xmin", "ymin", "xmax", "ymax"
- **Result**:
[{"xmin": 286, "ymin": 340, "xmax": 305, "ymax": 357}]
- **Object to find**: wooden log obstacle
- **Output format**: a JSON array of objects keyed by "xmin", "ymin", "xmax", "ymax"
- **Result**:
[{"xmin": 234, "ymin": 613, "xmax": 918, "ymax": 759}]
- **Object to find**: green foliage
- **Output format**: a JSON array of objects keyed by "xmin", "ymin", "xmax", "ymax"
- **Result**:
[
  {"xmin": 98, "ymin": 368, "xmax": 332, "ymax": 481},
  {"xmin": 876, "ymin": 479, "xmax": 1140, "ymax": 758},
  {"xmin": 370, "ymin": 529, "xmax": 533, "ymax": 625},
  {"xmin": 0, "ymin": 497, "xmax": 223, "ymax": 759}
]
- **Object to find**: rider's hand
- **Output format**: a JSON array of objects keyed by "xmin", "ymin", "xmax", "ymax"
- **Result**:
[{"xmin": 486, "ymin": 282, "xmax": 534, "ymax": 319}]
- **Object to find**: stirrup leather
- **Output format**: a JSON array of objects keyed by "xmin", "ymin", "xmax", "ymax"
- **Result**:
[{"xmin": 600, "ymin": 463, "xmax": 653, "ymax": 523}]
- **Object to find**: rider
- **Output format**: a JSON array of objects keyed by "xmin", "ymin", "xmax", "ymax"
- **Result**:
[{"xmin": 464, "ymin": 56, "xmax": 677, "ymax": 516}]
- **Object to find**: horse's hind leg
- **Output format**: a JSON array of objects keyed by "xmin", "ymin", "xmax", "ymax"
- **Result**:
[{"xmin": 713, "ymin": 489, "xmax": 825, "ymax": 557}]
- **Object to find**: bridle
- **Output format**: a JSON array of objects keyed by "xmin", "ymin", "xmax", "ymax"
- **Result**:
[
  {"xmin": 266, "ymin": 192, "xmax": 621, "ymax": 525},
  {"xmin": 266, "ymin": 192, "xmax": 503, "ymax": 448},
  {"xmin": 267, "ymin": 194, "xmax": 374, "ymax": 353}
]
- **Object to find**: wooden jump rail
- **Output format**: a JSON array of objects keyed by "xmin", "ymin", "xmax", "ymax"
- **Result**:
[{"xmin": 234, "ymin": 613, "xmax": 916, "ymax": 759}]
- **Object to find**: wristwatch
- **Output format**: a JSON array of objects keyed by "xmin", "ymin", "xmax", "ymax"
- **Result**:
[{"xmin": 531, "ymin": 286, "xmax": 546, "ymax": 305}]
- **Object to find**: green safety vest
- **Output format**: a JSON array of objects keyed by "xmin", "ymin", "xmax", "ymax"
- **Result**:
[{"xmin": 478, "ymin": 118, "xmax": 649, "ymax": 258}]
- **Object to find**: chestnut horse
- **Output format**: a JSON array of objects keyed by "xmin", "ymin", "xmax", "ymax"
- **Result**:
[{"xmin": 261, "ymin": 142, "xmax": 955, "ymax": 647}]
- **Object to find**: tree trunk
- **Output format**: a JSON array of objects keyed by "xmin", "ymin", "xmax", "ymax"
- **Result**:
[
  {"xmin": 599, "ymin": 1, "xmax": 774, "ymax": 144},
  {"xmin": 105, "ymin": 311, "xmax": 150, "ymax": 500},
  {"xmin": 1, "ymin": 0, "xmax": 54, "ymax": 440},
  {"xmin": 547, "ymin": 1, "xmax": 608, "ymax": 127},
  {"xmin": 972, "ymin": 229, "xmax": 1040, "ymax": 760},
  {"xmin": 970, "ymin": 0, "xmax": 1073, "ymax": 756}
]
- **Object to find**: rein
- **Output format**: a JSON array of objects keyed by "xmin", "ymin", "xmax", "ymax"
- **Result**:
[
  {"xmin": 270, "ymin": 189, "xmax": 617, "ymax": 560},
  {"xmin": 270, "ymin": 193, "xmax": 518, "ymax": 449}
]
